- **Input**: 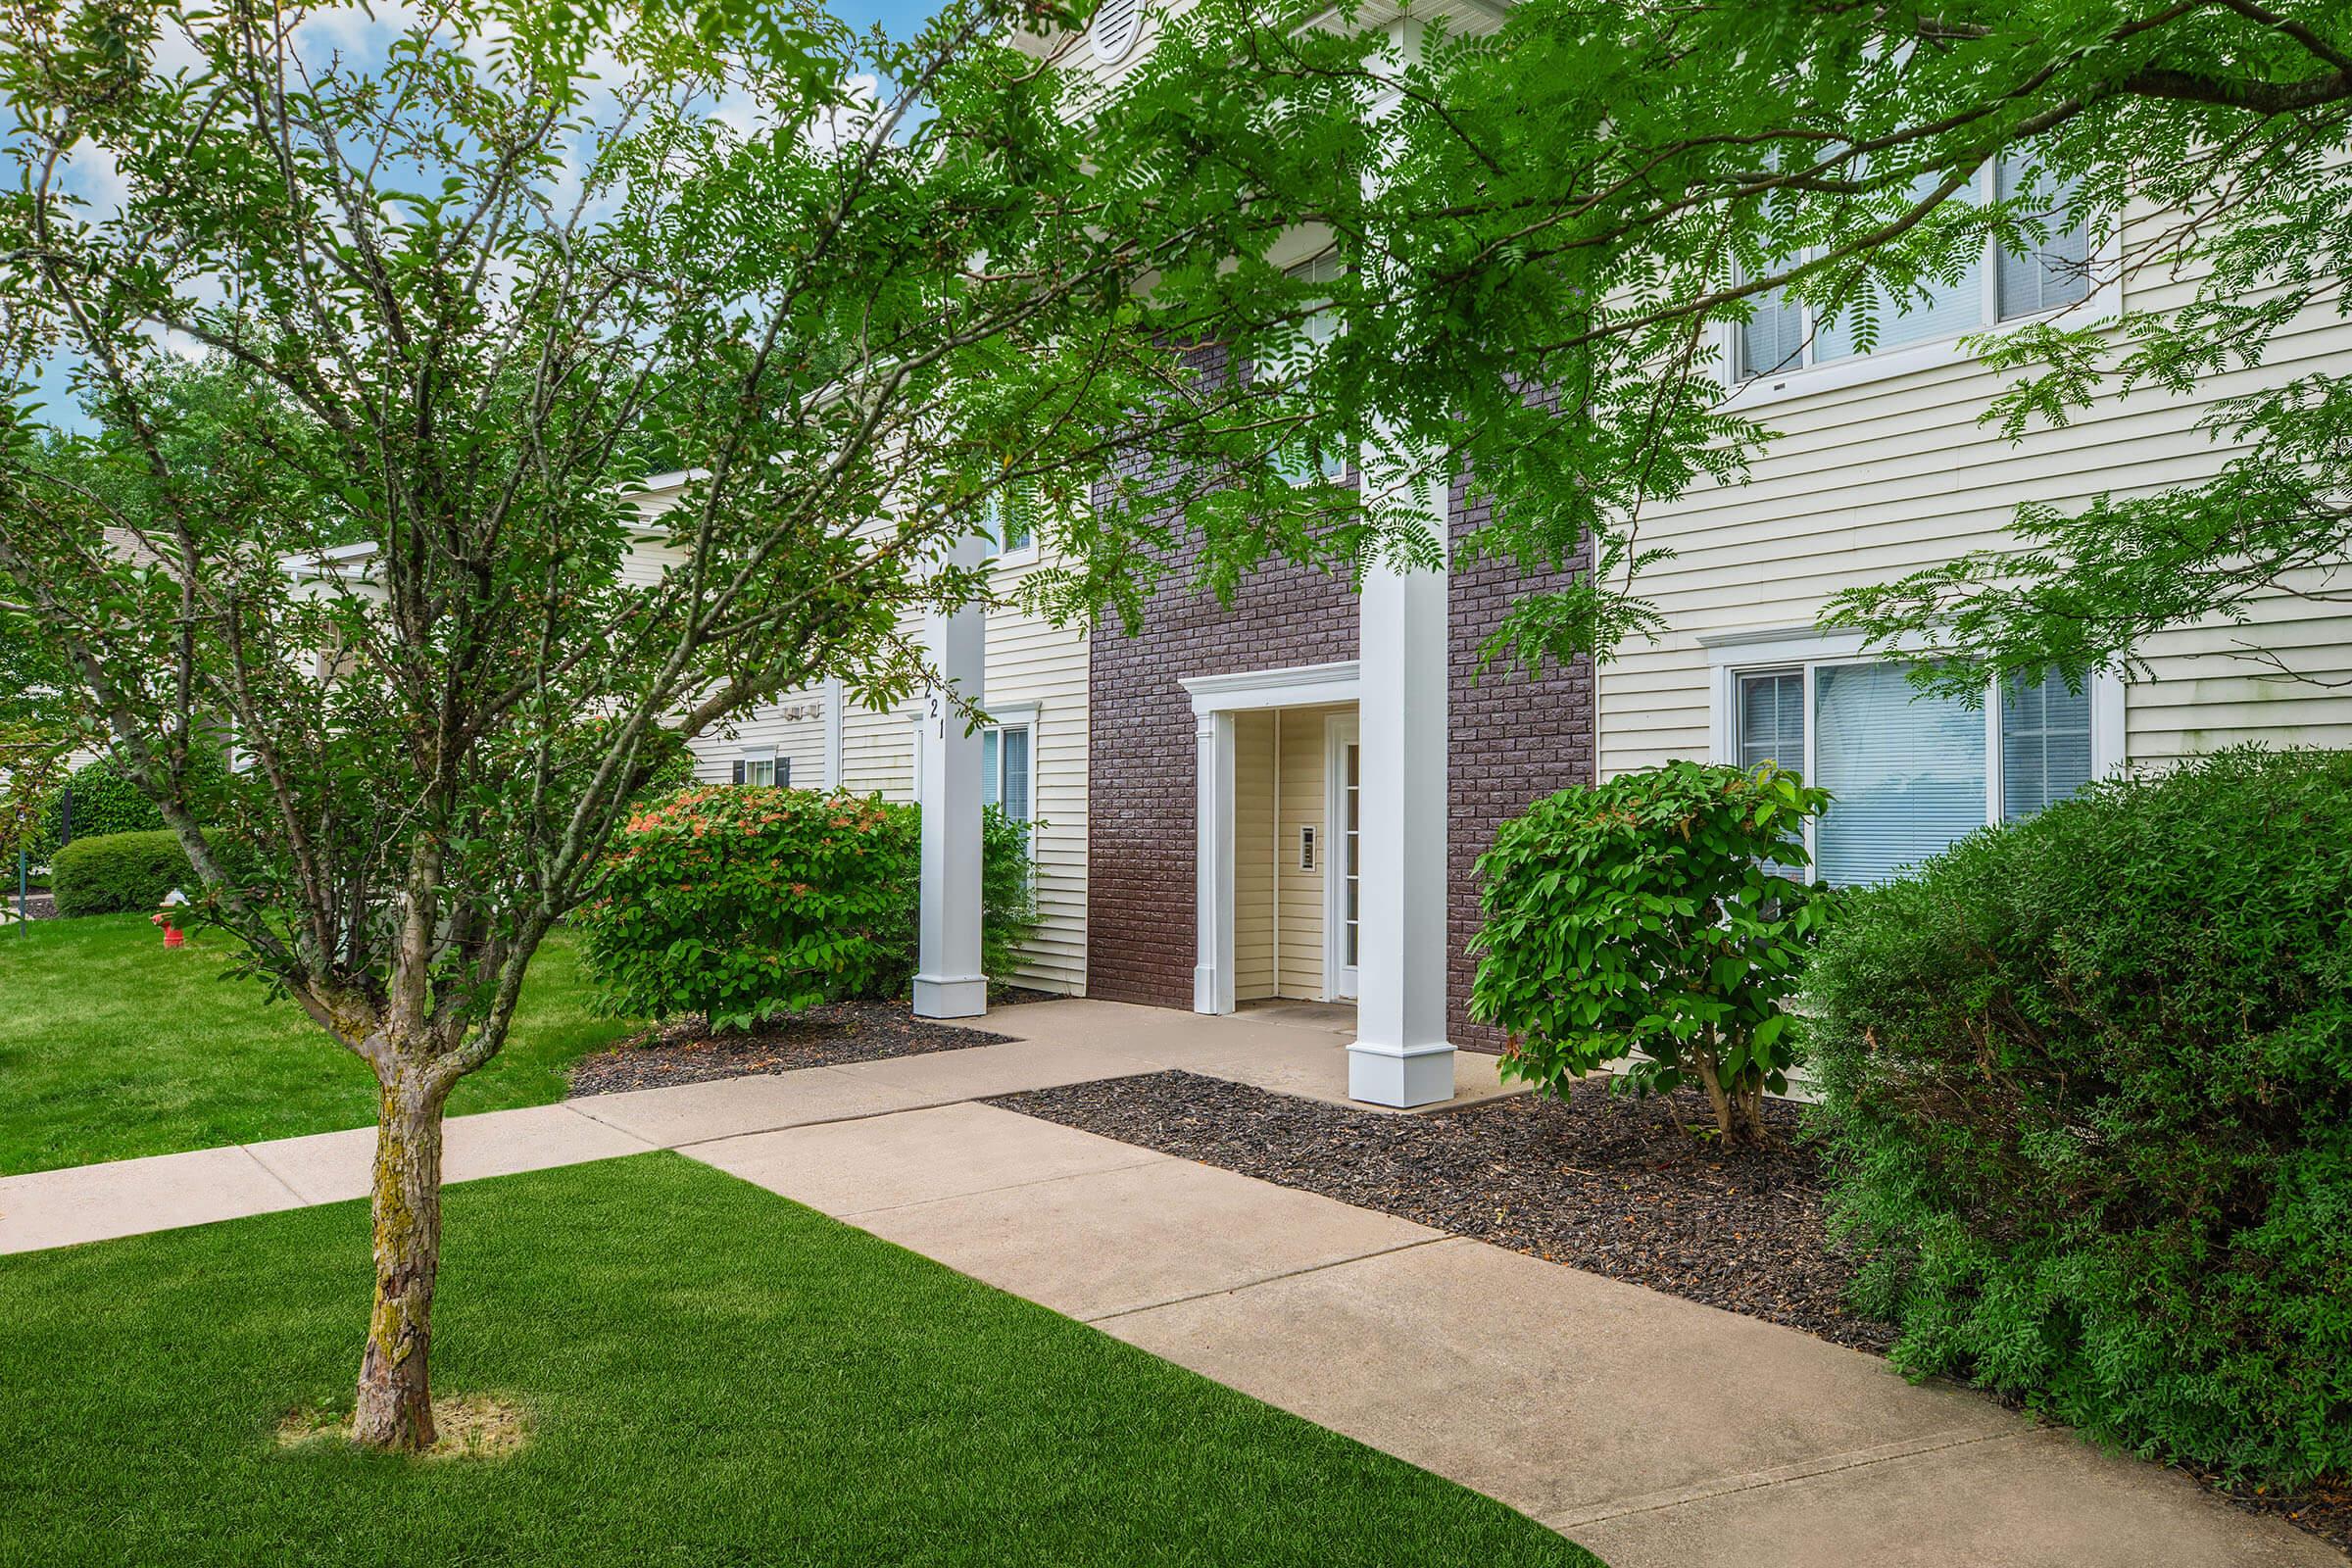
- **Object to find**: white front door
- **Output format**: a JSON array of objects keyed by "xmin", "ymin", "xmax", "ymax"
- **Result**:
[{"xmin": 1326, "ymin": 714, "xmax": 1361, "ymax": 1001}]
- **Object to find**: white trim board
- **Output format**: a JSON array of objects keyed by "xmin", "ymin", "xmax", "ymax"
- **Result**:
[{"xmin": 1182, "ymin": 660, "xmax": 1361, "ymax": 715}]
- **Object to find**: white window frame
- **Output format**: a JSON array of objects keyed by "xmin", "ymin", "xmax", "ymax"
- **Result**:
[
  {"xmin": 1718, "ymin": 166, "xmax": 2125, "ymax": 409},
  {"xmin": 906, "ymin": 700, "xmax": 1040, "ymax": 811},
  {"xmin": 737, "ymin": 744, "xmax": 782, "ymax": 788},
  {"xmin": 981, "ymin": 701, "xmax": 1040, "ymax": 823},
  {"xmin": 1702, "ymin": 626, "xmax": 2124, "ymax": 879},
  {"xmin": 986, "ymin": 492, "xmax": 1037, "ymax": 569}
]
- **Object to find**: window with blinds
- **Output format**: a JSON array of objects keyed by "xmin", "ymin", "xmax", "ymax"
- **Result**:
[
  {"xmin": 1733, "ymin": 152, "xmax": 2093, "ymax": 382},
  {"xmin": 1813, "ymin": 662, "xmax": 1987, "ymax": 886},
  {"xmin": 1737, "ymin": 670, "xmax": 1804, "ymax": 769},
  {"xmin": 1999, "ymin": 673, "xmax": 2093, "ymax": 820},
  {"xmin": 981, "ymin": 724, "xmax": 1031, "ymax": 822},
  {"xmin": 1735, "ymin": 662, "xmax": 2102, "ymax": 887}
]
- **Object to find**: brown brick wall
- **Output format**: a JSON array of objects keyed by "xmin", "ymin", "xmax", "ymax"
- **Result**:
[
  {"xmin": 1086, "ymin": 549, "xmax": 1359, "ymax": 1008},
  {"xmin": 1445, "ymin": 482, "xmax": 1596, "ymax": 1052},
  {"xmin": 1087, "ymin": 466, "xmax": 1596, "ymax": 1040}
]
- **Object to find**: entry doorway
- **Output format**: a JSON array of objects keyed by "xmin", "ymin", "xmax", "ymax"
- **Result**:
[{"xmin": 1227, "ymin": 701, "xmax": 1357, "ymax": 1005}]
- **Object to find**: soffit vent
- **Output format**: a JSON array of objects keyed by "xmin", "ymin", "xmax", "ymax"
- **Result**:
[{"xmin": 1092, "ymin": 0, "xmax": 1142, "ymax": 66}]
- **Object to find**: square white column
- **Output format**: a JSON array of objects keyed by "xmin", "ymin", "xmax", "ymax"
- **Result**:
[
  {"xmin": 1192, "ymin": 708, "xmax": 1237, "ymax": 1014},
  {"xmin": 1348, "ymin": 476, "xmax": 1454, "ymax": 1107},
  {"xmin": 913, "ymin": 539, "xmax": 989, "ymax": 1020}
]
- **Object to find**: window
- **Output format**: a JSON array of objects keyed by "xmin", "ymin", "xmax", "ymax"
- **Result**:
[
  {"xmin": 1274, "ymin": 253, "xmax": 1348, "ymax": 485},
  {"xmin": 1723, "ymin": 654, "xmax": 2107, "ymax": 887},
  {"xmin": 731, "ymin": 749, "xmax": 785, "ymax": 787},
  {"xmin": 980, "ymin": 722, "xmax": 1031, "ymax": 823},
  {"xmin": 985, "ymin": 491, "xmax": 1034, "ymax": 565},
  {"xmin": 1735, "ymin": 152, "xmax": 2093, "ymax": 384}
]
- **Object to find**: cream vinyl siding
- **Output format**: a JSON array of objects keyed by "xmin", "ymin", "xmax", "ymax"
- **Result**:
[
  {"xmin": 693, "ymin": 697, "xmax": 829, "ymax": 790},
  {"xmin": 1232, "ymin": 710, "xmax": 1279, "ymax": 1001},
  {"xmin": 1276, "ymin": 704, "xmax": 1347, "ymax": 999},
  {"xmin": 835, "ymin": 548, "xmax": 1093, "ymax": 997},
  {"xmin": 1599, "ymin": 205, "xmax": 2352, "ymax": 781},
  {"xmin": 619, "ymin": 481, "xmax": 1093, "ymax": 997}
]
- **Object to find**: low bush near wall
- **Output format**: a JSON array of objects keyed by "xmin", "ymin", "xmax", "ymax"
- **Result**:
[
  {"xmin": 1469, "ymin": 760, "xmax": 1830, "ymax": 1144},
  {"xmin": 50, "ymin": 830, "xmax": 199, "ymax": 916},
  {"xmin": 41, "ymin": 752, "xmax": 230, "ymax": 854},
  {"xmin": 1806, "ymin": 747, "xmax": 2352, "ymax": 1485},
  {"xmin": 575, "ymin": 786, "xmax": 1039, "ymax": 1030}
]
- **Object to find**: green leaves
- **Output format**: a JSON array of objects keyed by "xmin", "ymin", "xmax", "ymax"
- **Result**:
[
  {"xmin": 573, "ymin": 786, "xmax": 1037, "ymax": 1026},
  {"xmin": 1468, "ymin": 760, "xmax": 1830, "ymax": 1140}
]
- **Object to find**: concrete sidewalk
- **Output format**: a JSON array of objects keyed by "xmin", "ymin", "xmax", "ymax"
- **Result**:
[{"xmin": 0, "ymin": 1001, "xmax": 2336, "ymax": 1568}]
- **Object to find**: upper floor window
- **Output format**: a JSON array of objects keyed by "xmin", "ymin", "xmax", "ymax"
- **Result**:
[
  {"xmin": 1275, "ymin": 252, "xmax": 1348, "ymax": 485},
  {"xmin": 984, "ymin": 491, "xmax": 1035, "ymax": 565},
  {"xmin": 1736, "ymin": 153, "xmax": 2093, "ymax": 383}
]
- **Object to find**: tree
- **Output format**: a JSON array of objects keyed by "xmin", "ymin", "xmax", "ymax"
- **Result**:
[
  {"xmin": 0, "ymin": 0, "xmax": 1343, "ymax": 1449},
  {"xmin": 1110, "ymin": 0, "xmax": 2352, "ymax": 690}
]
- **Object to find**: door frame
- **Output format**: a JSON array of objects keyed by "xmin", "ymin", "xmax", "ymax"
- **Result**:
[
  {"xmin": 1323, "ymin": 711, "xmax": 1361, "ymax": 1001},
  {"xmin": 1177, "ymin": 661, "xmax": 1361, "ymax": 1014}
]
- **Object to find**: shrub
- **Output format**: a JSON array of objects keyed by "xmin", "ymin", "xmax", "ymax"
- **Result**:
[
  {"xmin": 1469, "ymin": 760, "xmax": 1830, "ymax": 1143},
  {"xmin": 50, "ymin": 830, "xmax": 198, "ymax": 916},
  {"xmin": 575, "ymin": 785, "xmax": 1042, "ymax": 1030},
  {"xmin": 42, "ymin": 751, "xmax": 230, "ymax": 851},
  {"xmin": 1805, "ymin": 747, "xmax": 2352, "ymax": 1484}
]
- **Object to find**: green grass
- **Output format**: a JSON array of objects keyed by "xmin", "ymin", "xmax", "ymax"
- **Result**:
[
  {"xmin": 0, "ymin": 1154, "xmax": 1604, "ymax": 1567},
  {"xmin": 0, "ymin": 913, "xmax": 639, "ymax": 1174}
]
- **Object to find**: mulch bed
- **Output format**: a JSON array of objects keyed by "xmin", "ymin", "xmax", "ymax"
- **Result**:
[
  {"xmin": 566, "ymin": 1000, "xmax": 1014, "ymax": 1096},
  {"xmin": 990, "ymin": 1068, "xmax": 1891, "ymax": 1353},
  {"xmin": 4, "ymin": 893, "xmax": 57, "ymax": 920},
  {"xmin": 990, "ymin": 1069, "xmax": 2352, "ymax": 1557}
]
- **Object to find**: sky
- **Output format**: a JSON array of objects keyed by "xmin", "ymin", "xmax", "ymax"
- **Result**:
[{"xmin": 24, "ymin": 0, "xmax": 961, "ymax": 433}]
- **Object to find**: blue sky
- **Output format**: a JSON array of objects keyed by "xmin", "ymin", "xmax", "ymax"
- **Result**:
[{"xmin": 26, "ymin": 0, "xmax": 960, "ymax": 433}]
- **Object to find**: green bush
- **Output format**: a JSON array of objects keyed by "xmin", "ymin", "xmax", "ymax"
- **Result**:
[
  {"xmin": 1468, "ymin": 760, "xmax": 1829, "ymax": 1143},
  {"xmin": 1805, "ymin": 747, "xmax": 2352, "ymax": 1484},
  {"xmin": 574, "ymin": 785, "xmax": 1041, "ymax": 1030},
  {"xmin": 41, "ymin": 751, "xmax": 230, "ymax": 853},
  {"xmin": 50, "ymin": 830, "xmax": 199, "ymax": 916}
]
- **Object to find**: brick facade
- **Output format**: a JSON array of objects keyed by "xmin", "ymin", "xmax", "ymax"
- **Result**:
[
  {"xmin": 1087, "ymin": 476, "xmax": 1596, "ymax": 1046},
  {"xmin": 1445, "ymin": 485, "xmax": 1596, "ymax": 1051},
  {"xmin": 1086, "ymin": 549, "xmax": 1359, "ymax": 1009}
]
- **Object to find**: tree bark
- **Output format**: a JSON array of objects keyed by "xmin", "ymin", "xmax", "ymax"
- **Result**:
[
  {"xmin": 351, "ymin": 1063, "xmax": 451, "ymax": 1450},
  {"xmin": 1691, "ymin": 1037, "xmax": 1769, "ymax": 1147}
]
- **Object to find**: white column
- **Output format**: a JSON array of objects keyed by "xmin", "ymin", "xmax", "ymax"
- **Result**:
[
  {"xmin": 1192, "ymin": 708, "xmax": 1236, "ymax": 1014},
  {"xmin": 821, "ymin": 675, "xmax": 845, "ymax": 791},
  {"xmin": 912, "ymin": 538, "xmax": 989, "ymax": 1019},
  {"xmin": 1348, "ymin": 470, "xmax": 1454, "ymax": 1107}
]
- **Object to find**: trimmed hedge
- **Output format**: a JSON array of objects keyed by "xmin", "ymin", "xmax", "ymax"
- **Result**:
[
  {"xmin": 574, "ymin": 786, "xmax": 1041, "ymax": 1030},
  {"xmin": 1805, "ymin": 747, "xmax": 2352, "ymax": 1484},
  {"xmin": 43, "ymin": 752, "xmax": 229, "ymax": 851},
  {"xmin": 50, "ymin": 830, "xmax": 199, "ymax": 916}
]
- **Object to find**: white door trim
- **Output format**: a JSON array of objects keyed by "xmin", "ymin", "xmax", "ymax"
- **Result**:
[
  {"xmin": 1184, "ymin": 662, "xmax": 1362, "ymax": 1015},
  {"xmin": 1324, "ymin": 712, "xmax": 1360, "ymax": 1001}
]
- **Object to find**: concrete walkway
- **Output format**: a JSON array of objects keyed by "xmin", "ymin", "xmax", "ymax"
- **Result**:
[{"xmin": 0, "ymin": 1000, "xmax": 2335, "ymax": 1568}]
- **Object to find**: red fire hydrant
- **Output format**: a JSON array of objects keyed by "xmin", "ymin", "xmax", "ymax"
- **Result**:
[{"xmin": 153, "ymin": 889, "xmax": 189, "ymax": 949}]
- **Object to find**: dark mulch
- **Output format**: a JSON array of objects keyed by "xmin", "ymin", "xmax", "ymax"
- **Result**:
[
  {"xmin": 993, "ymin": 1070, "xmax": 2352, "ymax": 1558},
  {"xmin": 6, "ymin": 893, "xmax": 57, "ymax": 920},
  {"xmin": 567, "ymin": 1000, "xmax": 1012, "ymax": 1096},
  {"xmin": 991, "ymin": 1069, "xmax": 1892, "ymax": 1353}
]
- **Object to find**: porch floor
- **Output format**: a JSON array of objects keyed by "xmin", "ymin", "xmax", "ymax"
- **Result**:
[{"xmin": 982, "ymin": 996, "xmax": 1521, "ymax": 1112}]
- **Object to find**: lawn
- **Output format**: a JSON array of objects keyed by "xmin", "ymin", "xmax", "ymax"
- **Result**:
[
  {"xmin": 0, "ymin": 1153, "xmax": 1605, "ymax": 1567},
  {"xmin": 0, "ymin": 913, "xmax": 639, "ymax": 1175}
]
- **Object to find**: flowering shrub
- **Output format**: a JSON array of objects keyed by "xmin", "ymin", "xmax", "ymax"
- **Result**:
[
  {"xmin": 574, "ymin": 785, "xmax": 1038, "ymax": 1030},
  {"xmin": 1468, "ymin": 760, "xmax": 1830, "ymax": 1144}
]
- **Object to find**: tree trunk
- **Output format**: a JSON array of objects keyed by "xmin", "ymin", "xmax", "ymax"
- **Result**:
[
  {"xmin": 1691, "ymin": 1040, "xmax": 1768, "ymax": 1148},
  {"xmin": 352, "ymin": 1065, "xmax": 451, "ymax": 1450}
]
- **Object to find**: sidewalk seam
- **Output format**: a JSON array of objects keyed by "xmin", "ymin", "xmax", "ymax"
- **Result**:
[
  {"xmin": 1081, "ymin": 1235, "xmax": 1457, "ymax": 1325},
  {"xmin": 236, "ymin": 1144, "xmax": 312, "ymax": 1205},
  {"xmin": 1541, "ymin": 1428, "xmax": 2024, "ymax": 1532},
  {"xmin": 816, "ymin": 1153, "xmax": 1176, "ymax": 1219}
]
